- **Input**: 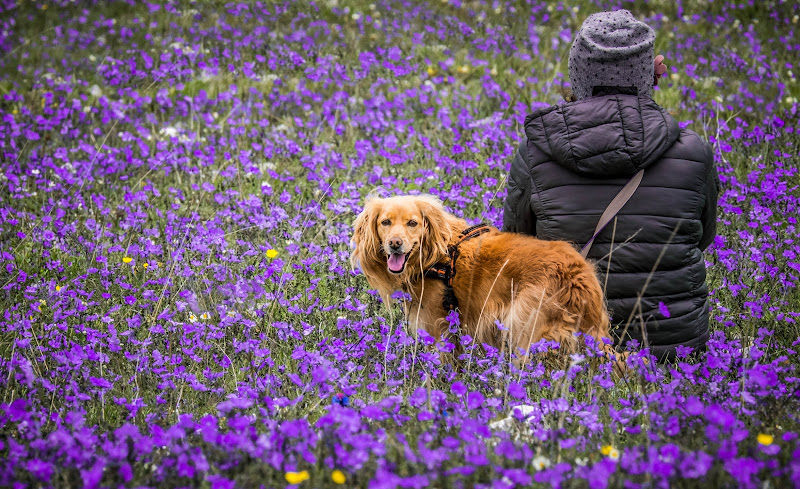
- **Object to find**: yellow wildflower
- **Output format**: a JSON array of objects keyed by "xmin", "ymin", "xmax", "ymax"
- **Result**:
[
  {"xmin": 458, "ymin": 64, "xmax": 470, "ymax": 74},
  {"xmin": 427, "ymin": 66, "xmax": 436, "ymax": 76},
  {"xmin": 757, "ymin": 433, "xmax": 774, "ymax": 445},
  {"xmin": 285, "ymin": 471, "xmax": 310, "ymax": 484},
  {"xmin": 123, "ymin": 257, "xmax": 133, "ymax": 264},
  {"xmin": 55, "ymin": 285, "xmax": 61, "ymax": 291},
  {"xmin": 600, "ymin": 444, "xmax": 620, "ymax": 460},
  {"xmin": 331, "ymin": 470, "xmax": 346, "ymax": 484},
  {"xmin": 266, "ymin": 249, "xmax": 278, "ymax": 259},
  {"xmin": 143, "ymin": 263, "xmax": 148, "ymax": 269}
]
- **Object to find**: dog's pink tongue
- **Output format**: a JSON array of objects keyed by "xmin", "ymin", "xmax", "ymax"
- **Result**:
[{"xmin": 387, "ymin": 253, "xmax": 406, "ymax": 272}]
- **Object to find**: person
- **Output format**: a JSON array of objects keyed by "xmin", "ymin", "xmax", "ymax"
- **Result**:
[{"xmin": 502, "ymin": 10, "xmax": 719, "ymax": 362}]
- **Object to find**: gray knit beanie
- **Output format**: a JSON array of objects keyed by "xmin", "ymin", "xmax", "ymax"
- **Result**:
[{"xmin": 568, "ymin": 10, "xmax": 655, "ymax": 101}]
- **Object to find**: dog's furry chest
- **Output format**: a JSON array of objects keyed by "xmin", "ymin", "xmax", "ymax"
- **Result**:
[{"xmin": 401, "ymin": 279, "xmax": 451, "ymax": 338}]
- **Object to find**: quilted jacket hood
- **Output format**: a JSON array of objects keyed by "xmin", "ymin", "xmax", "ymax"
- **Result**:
[{"xmin": 524, "ymin": 93, "xmax": 681, "ymax": 177}]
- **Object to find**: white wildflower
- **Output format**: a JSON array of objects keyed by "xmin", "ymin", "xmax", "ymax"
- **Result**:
[
  {"xmin": 160, "ymin": 126, "xmax": 178, "ymax": 138},
  {"xmin": 532, "ymin": 455, "xmax": 551, "ymax": 471}
]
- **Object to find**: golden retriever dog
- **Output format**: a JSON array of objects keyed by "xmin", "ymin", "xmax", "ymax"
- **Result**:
[{"xmin": 351, "ymin": 194, "xmax": 613, "ymax": 361}]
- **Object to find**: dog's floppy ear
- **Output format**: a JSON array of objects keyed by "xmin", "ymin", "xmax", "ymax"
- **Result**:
[
  {"xmin": 351, "ymin": 197, "xmax": 383, "ymax": 270},
  {"xmin": 416, "ymin": 195, "xmax": 452, "ymax": 268}
]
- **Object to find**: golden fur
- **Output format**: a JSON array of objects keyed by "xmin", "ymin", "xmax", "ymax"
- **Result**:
[{"xmin": 351, "ymin": 195, "xmax": 613, "ymax": 360}]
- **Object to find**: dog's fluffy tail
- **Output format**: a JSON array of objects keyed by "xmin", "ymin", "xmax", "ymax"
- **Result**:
[{"xmin": 556, "ymin": 261, "xmax": 612, "ymax": 342}]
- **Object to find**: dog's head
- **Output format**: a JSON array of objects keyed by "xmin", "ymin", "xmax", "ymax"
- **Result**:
[{"xmin": 351, "ymin": 195, "xmax": 452, "ymax": 277}]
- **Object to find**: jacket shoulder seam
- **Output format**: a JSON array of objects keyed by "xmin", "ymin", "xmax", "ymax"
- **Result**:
[
  {"xmin": 523, "ymin": 140, "xmax": 551, "ymax": 224},
  {"xmin": 537, "ymin": 114, "xmax": 558, "ymax": 165},
  {"xmin": 615, "ymin": 95, "xmax": 635, "ymax": 172},
  {"xmin": 559, "ymin": 108, "xmax": 580, "ymax": 172}
]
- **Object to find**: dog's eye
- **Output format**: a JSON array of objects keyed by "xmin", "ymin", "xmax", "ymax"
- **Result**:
[
  {"xmin": 381, "ymin": 219, "xmax": 391, "ymax": 226},
  {"xmin": 407, "ymin": 220, "xmax": 418, "ymax": 227}
]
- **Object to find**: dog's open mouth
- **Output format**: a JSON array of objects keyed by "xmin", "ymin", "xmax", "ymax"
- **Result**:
[{"xmin": 387, "ymin": 253, "xmax": 408, "ymax": 274}]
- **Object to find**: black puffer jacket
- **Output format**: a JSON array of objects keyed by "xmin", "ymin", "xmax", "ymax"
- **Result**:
[{"xmin": 502, "ymin": 89, "xmax": 719, "ymax": 361}]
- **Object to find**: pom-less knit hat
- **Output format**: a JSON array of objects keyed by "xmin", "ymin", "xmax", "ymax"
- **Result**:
[{"xmin": 568, "ymin": 10, "xmax": 655, "ymax": 101}]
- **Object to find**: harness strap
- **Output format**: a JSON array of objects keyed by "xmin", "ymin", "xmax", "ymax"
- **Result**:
[{"xmin": 424, "ymin": 223, "xmax": 492, "ymax": 311}]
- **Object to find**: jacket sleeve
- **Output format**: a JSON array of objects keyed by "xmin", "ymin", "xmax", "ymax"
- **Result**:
[
  {"xmin": 502, "ymin": 139, "xmax": 537, "ymax": 236},
  {"xmin": 699, "ymin": 142, "xmax": 719, "ymax": 251}
]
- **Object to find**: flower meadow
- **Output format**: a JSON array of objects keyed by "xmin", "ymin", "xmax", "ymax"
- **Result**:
[{"xmin": 1, "ymin": 0, "xmax": 799, "ymax": 487}]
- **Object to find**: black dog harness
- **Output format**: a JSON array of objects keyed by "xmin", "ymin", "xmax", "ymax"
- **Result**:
[{"xmin": 424, "ymin": 223, "xmax": 492, "ymax": 312}]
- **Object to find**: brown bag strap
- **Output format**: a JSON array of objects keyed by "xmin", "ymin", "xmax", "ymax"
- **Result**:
[{"xmin": 580, "ymin": 169, "xmax": 644, "ymax": 259}]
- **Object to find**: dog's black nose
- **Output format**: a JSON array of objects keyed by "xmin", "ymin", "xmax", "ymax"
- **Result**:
[{"xmin": 389, "ymin": 238, "xmax": 403, "ymax": 250}]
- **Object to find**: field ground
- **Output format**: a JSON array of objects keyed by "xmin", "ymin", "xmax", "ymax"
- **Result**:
[{"xmin": 0, "ymin": 0, "xmax": 799, "ymax": 487}]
